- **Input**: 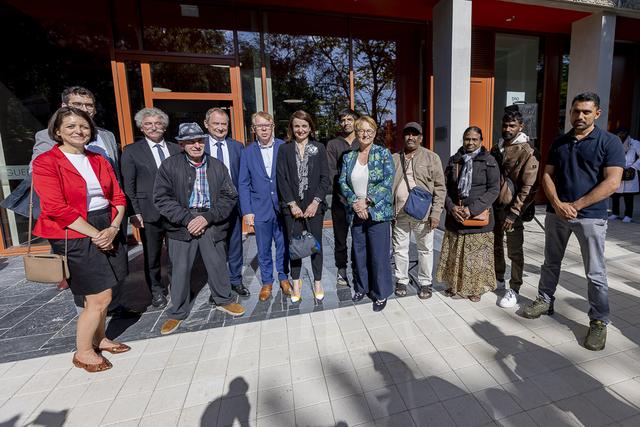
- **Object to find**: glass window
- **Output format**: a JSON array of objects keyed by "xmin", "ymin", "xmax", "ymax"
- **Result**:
[
  {"xmin": 238, "ymin": 30, "xmax": 263, "ymax": 141},
  {"xmin": 150, "ymin": 62, "xmax": 231, "ymax": 93},
  {"xmin": 0, "ymin": 0, "xmax": 115, "ymax": 249},
  {"xmin": 264, "ymin": 12, "xmax": 350, "ymax": 142},
  {"xmin": 493, "ymin": 34, "xmax": 541, "ymax": 143}
]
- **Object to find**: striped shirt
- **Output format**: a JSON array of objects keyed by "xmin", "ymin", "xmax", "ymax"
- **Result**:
[{"xmin": 188, "ymin": 156, "xmax": 210, "ymax": 209}]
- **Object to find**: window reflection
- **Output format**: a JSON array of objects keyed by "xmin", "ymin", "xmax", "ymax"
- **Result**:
[
  {"xmin": 143, "ymin": 27, "xmax": 234, "ymax": 55},
  {"xmin": 265, "ymin": 33, "xmax": 350, "ymax": 142},
  {"xmin": 238, "ymin": 31, "xmax": 263, "ymax": 141},
  {"xmin": 150, "ymin": 62, "xmax": 231, "ymax": 93}
]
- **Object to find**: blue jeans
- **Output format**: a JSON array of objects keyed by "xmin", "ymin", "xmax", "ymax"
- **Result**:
[
  {"xmin": 254, "ymin": 215, "xmax": 289, "ymax": 285},
  {"xmin": 538, "ymin": 213, "xmax": 609, "ymax": 323},
  {"xmin": 351, "ymin": 217, "xmax": 393, "ymax": 301}
]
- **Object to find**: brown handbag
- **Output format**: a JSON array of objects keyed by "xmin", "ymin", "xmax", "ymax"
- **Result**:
[
  {"xmin": 456, "ymin": 163, "xmax": 490, "ymax": 227},
  {"xmin": 23, "ymin": 179, "xmax": 69, "ymax": 283}
]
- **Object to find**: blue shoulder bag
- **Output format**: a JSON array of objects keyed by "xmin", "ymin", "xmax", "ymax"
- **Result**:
[{"xmin": 401, "ymin": 152, "xmax": 432, "ymax": 221}]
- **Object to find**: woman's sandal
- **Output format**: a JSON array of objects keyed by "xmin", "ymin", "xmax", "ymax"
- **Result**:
[
  {"xmin": 94, "ymin": 342, "xmax": 131, "ymax": 354},
  {"xmin": 469, "ymin": 295, "xmax": 481, "ymax": 303},
  {"xmin": 394, "ymin": 283, "xmax": 408, "ymax": 297},
  {"xmin": 72, "ymin": 352, "xmax": 112, "ymax": 373}
]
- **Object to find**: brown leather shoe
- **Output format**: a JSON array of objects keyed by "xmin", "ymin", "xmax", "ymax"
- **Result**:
[
  {"xmin": 259, "ymin": 284, "xmax": 273, "ymax": 301},
  {"xmin": 280, "ymin": 280, "xmax": 292, "ymax": 296},
  {"xmin": 160, "ymin": 319, "xmax": 182, "ymax": 335},
  {"xmin": 72, "ymin": 353, "xmax": 112, "ymax": 373},
  {"xmin": 95, "ymin": 342, "xmax": 131, "ymax": 354},
  {"xmin": 216, "ymin": 302, "xmax": 245, "ymax": 316},
  {"xmin": 57, "ymin": 279, "xmax": 69, "ymax": 291}
]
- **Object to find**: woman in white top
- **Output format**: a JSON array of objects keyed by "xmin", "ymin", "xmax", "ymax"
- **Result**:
[
  {"xmin": 32, "ymin": 107, "xmax": 130, "ymax": 372},
  {"xmin": 339, "ymin": 116, "xmax": 395, "ymax": 311},
  {"xmin": 609, "ymin": 128, "xmax": 640, "ymax": 222}
]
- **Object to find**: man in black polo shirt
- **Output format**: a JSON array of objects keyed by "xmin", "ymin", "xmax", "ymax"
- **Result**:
[{"xmin": 523, "ymin": 92, "xmax": 625, "ymax": 351}]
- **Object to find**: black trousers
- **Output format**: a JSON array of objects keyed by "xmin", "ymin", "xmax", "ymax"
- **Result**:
[
  {"xmin": 283, "ymin": 213, "xmax": 324, "ymax": 280},
  {"xmin": 331, "ymin": 197, "xmax": 350, "ymax": 270},
  {"xmin": 611, "ymin": 193, "xmax": 636, "ymax": 218},
  {"xmin": 140, "ymin": 219, "xmax": 169, "ymax": 299}
]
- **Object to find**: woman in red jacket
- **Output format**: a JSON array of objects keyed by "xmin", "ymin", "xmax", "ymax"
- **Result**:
[{"xmin": 32, "ymin": 107, "xmax": 130, "ymax": 372}]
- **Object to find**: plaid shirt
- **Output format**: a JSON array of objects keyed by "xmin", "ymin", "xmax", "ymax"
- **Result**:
[{"xmin": 188, "ymin": 156, "xmax": 210, "ymax": 209}]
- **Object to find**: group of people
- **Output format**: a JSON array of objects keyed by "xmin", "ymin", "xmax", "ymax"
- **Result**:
[{"xmin": 29, "ymin": 86, "xmax": 628, "ymax": 372}]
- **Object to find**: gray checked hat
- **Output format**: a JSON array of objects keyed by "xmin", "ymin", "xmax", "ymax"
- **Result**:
[
  {"xmin": 175, "ymin": 122, "xmax": 207, "ymax": 141},
  {"xmin": 403, "ymin": 121, "xmax": 422, "ymax": 134}
]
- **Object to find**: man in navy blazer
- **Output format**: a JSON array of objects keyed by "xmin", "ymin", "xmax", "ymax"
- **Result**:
[
  {"xmin": 203, "ymin": 108, "xmax": 249, "ymax": 297},
  {"xmin": 238, "ymin": 112, "xmax": 292, "ymax": 301}
]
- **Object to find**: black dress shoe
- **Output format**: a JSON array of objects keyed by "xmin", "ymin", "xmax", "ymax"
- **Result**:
[
  {"xmin": 209, "ymin": 294, "xmax": 216, "ymax": 305},
  {"xmin": 151, "ymin": 295, "xmax": 167, "ymax": 308},
  {"xmin": 352, "ymin": 292, "xmax": 365, "ymax": 302},
  {"xmin": 373, "ymin": 299, "xmax": 387, "ymax": 312},
  {"xmin": 232, "ymin": 284, "xmax": 250, "ymax": 297}
]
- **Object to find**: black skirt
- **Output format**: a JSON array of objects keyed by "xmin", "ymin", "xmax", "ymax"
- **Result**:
[{"xmin": 49, "ymin": 207, "xmax": 128, "ymax": 296}]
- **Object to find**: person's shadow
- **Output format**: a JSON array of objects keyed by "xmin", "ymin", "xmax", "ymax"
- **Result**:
[
  {"xmin": 202, "ymin": 377, "xmax": 250, "ymax": 427},
  {"xmin": 0, "ymin": 410, "xmax": 68, "ymax": 427},
  {"xmin": 471, "ymin": 320, "xmax": 639, "ymax": 425}
]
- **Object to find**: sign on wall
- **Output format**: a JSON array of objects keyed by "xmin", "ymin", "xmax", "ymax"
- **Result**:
[{"xmin": 506, "ymin": 91, "xmax": 526, "ymax": 105}]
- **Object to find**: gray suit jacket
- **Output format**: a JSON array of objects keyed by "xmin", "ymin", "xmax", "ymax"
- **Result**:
[{"xmin": 31, "ymin": 127, "xmax": 121, "ymax": 181}]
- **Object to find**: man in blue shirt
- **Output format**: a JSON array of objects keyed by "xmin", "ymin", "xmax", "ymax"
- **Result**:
[
  {"xmin": 523, "ymin": 92, "xmax": 625, "ymax": 351},
  {"xmin": 238, "ymin": 112, "xmax": 291, "ymax": 301}
]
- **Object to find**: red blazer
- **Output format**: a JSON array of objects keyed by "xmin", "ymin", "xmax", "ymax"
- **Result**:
[{"xmin": 32, "ymin": 146, "xmax": 126, "ymax": 239}]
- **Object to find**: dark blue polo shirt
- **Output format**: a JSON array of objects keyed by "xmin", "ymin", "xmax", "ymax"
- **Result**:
[{"xmin": 546, "ymin": 126, "xmax": 625, "ymax": 219}]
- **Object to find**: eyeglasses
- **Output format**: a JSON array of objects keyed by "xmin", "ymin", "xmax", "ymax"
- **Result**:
[
  {"xmin": 252, "ymin": 124, "xmax": 273, "ymax": 130},
  {"xmin": 356, "ymin": 129, "xmax": 375, "ymax": 137},
  {"xmin": 69, "ymin": 102, "xmax": 95, "ymax": 110}
]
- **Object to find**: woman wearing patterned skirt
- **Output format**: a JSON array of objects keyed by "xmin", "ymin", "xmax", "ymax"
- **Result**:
[{"xmin": 436, "ymin": 126, "xmax": 500, "ymax": 302}]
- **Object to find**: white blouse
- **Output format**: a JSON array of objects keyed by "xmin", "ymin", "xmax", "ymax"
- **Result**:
[
  {"xmin": 351, "ymin": 159, "xmax": 369, "ymax": 199},
  {"xmin": 63, "ymin": 152, "xmax": 110, "ymax": 211}
]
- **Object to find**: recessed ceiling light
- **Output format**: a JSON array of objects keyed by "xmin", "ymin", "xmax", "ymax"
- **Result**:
[
  {"xmin": 505, "ymin": 16, "xmax": 516, "ymax": 22},
  {"xmin": 153, "ymin": 87, "xmax": 172, "ymax": 92},
  {"xmin": 283, "ymin": 99, "xmax": 303, "ymax": 104}
]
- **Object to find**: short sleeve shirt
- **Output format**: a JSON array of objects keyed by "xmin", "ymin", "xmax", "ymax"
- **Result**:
[{"xmin": 546, "ymin": 126, "xmax": 625, "ymax": 219}]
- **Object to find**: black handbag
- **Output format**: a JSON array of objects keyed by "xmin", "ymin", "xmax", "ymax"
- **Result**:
[
  {"xmin": 400, "ymin": 152, "xmax": 432, "ymax": 221},
  {"xmin": 623, "ymin": 167, "xmax": 636, "ymax": 181},
  {"xmin": 289, "ymin": 219, "xmax": 321, "ymax": 260}
]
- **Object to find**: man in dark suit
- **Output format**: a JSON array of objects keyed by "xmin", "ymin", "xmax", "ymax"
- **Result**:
[
  {"xmin": 121, "ymin": 107, "xmax": 181, "ymax": 308},
  {"xmin": 238, "ymin": 112, "xmax": 291, "ymax": 301},
  {"xmin": 203, "ymin": 107, "xmax": 249, "ymax": 297}
]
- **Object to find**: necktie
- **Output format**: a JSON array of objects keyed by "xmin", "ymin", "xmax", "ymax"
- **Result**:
[
  {"xmin": 154, "ymin": 143, "xmax": 166, "ymax": 162},
  {"xmin": 216, "ymin": 141, "xmax": 224, "ymax": 165}
]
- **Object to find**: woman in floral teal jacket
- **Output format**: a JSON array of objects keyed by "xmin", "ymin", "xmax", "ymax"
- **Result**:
[{"xmin": 340, "ymin": 115, "xmax": 395, "ymax": 311}]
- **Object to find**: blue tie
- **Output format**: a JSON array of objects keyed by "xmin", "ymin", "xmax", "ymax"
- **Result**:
[
  {"xmin": 216, "ymin": 141, "xmax": 224, "ymax": 164},
  {"xmin": 154, "ymin": 144, "xmax": 166, "ymax": 162}
]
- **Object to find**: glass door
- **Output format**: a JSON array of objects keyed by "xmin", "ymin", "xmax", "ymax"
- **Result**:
[{"xmin": 112, "ymin": 54, "xmax": 245, "ymax": 148}]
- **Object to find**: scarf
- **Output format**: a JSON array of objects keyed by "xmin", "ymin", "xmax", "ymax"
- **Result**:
[{"xmin": 457, "ymin": 147, "xmax": 482, "ymax": 198}]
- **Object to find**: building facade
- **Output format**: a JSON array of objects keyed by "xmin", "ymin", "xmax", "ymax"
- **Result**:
[{"xmin": 0, "ymin": 0, "xmax": 639, "ymax": 254}]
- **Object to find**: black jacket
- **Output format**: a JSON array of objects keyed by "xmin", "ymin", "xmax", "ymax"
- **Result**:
[
  {"xmin": 121, "ymin": 138, "xmax": 181, "ymax": 222},
  {"xmin": 326, "ymin": 136, "xmax": 359, "ymax": 203},
  {"xmin": 153, "ymin": 153, "xmax": 238, "ymax": 242},
  {"xmin": 276, "ymin": 141, "xmax": 330, "ymax": 214},
  {"xmin": 443, "ymin": 147, "xmax": 500, "ymax": 234}
]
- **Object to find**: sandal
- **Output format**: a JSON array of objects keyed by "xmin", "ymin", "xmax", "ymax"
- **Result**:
[
  {"xmin": 394, "ymin": 283, "xmax": 408, "ymax": 297},
  {"xmin": 72, "ymin": 352, "xmax": 112, "ymax": 373},
  {"xmin": 418, "ymin": 286, "xmax": 432, "ymax": 300},
  {"xmin": 444, "ymin": 288, "xmax": 456, "ymax": 297},
  {"xmin": 469, "ymin": 295, "xmax": 481, "ymax": 303},
  {"xmin": 94, "ymin": 342, "xmax": 131, "ymax": 354}
]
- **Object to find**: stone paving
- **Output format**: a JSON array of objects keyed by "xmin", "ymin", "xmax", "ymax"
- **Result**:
[{"xmin": 0, "ymin": 207, "xmax": 639, "ymax": 426}]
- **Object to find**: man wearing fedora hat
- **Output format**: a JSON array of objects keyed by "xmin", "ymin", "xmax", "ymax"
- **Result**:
[{"xmin": 154, "ymin": 122, "xmax": 245, "ymax": 335}]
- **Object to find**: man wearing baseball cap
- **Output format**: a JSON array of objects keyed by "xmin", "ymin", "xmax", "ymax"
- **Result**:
[
  {"xmin": 154, "ymin": 122, "xmax": 245, "ymax": 335},
  {"xmin": 391, "ymin": 121, "xmax": 446, "ymax": 299}
]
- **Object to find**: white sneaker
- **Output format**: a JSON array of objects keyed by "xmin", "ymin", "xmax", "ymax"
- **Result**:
[
  {"xmin": 608, "ymin": 214, "xmax": 619, "ymax": 221},
  {"xmin": 622, "ymin": 216, "xmax": 632, "ymax": 223},
  {"xmin": 499, "ymin": 289, "xmax": 519, "ymax": 308}
]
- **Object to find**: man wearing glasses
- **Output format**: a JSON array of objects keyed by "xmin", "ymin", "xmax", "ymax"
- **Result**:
[
  {"xmin": 32, "ymin": 86, "xmax": 121, "ymax": 182},
  {"xmin": 238, "ymin": 112, "xmax": 291, "ymax": 301},
  {"xmin": 121, "ymin": 107, "xmax": 180, "ymax": 308}
]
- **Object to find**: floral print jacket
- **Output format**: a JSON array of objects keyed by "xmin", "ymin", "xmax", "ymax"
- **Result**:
[{"xmin": 339, "ymin": 144, "xmax": 395, "ymax": 222}]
